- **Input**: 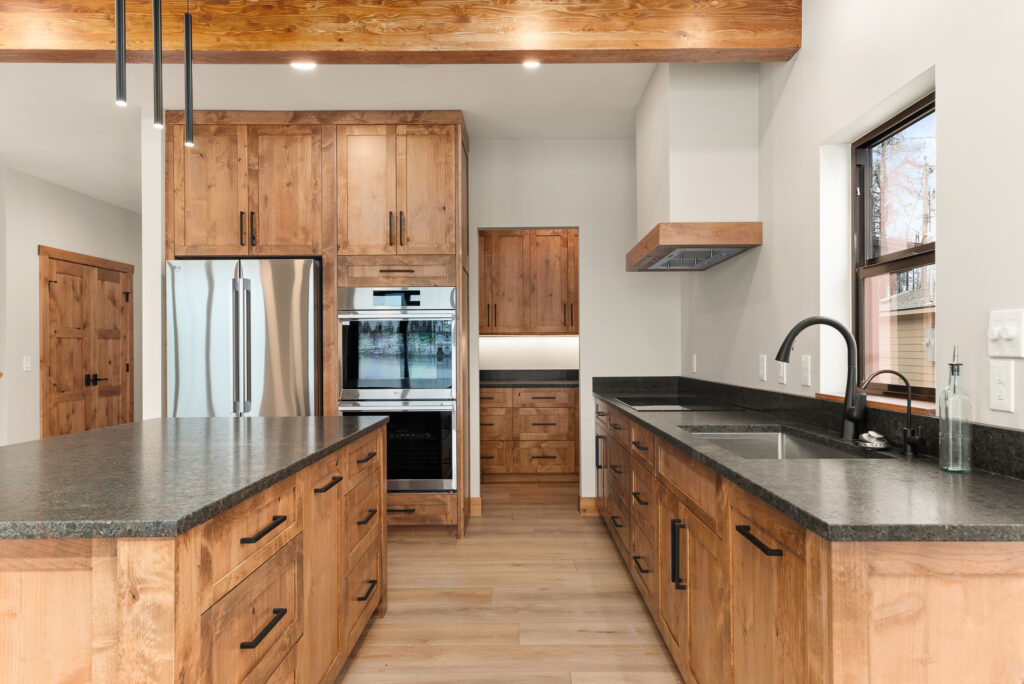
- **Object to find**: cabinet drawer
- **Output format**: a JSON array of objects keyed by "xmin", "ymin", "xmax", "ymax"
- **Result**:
[
  {"xmin": 606, "ymin": 477, "xmax": 631, "ymax": 553},
  {"xmin": 345, "ymin": 535, "xmax": 383, "ymax": 645},
  {"xmin": 629, "ymin": 421, "xmax": 656, "ymax": 469},
  {"xmin": 480, "ymin": 407, "xmax": 514, "ymax": 441},
  {"xmin": 515, "ymin": 441, "xmax": 576, "ymax": 473},
  {"xmin": 200, "ymin": 535, "xmax": 303, "ymax": 684},
  {"xmin": 343, "ymin": 429, "xmax": 382, "ymax": 492},
  {"xmin": 515, "ymin": 407, "xmax": 575, "ymax": 441},
  {"xmin": 659, "ymin": 440, "xmax": 723, "ymax": 532},
  {"xmin": 266, "ymin": 641, "xmax": 300, "ymax": 684},
  {"xmin": 630, "ymin": 457, "xmax": 656, "ymax": 539},
  {"xmin": 514, "ymin": 388, "xmax": 576, "ymax": 408},
  {"xmin": 605, "ymin": 439, "xmax": 631, "ymax": 494},
  {"xmin": 338, "ymin": 255, "xmax": 456, "ymax": 287},
  {"xmin": 606, "ymin": 410, "xmax": 630, "ymax": 447},
  {"xmin": 631, "ymin": 524, "xmax": 657, "ymax": 603},
  {"xmin": 386, "ymin": 492, "xmax": 458, "ymax": 525},
  {"xmin": 479, "ymin": 388, "xmax": 513, "ymax": 407},
  {"xmin": 200, "ymin": 477, "xmax": 300, "ymax": 602},
  {"xmin": 480, "ymin": 441, "xmax": 512, "ymax": 474},
  {"xmin": 345, "ymin": 466, "xmax": 382, "ymax": 562},
  {"xmin": 595, "ymin": 398, "xmax": 612, "ymax": 428}
]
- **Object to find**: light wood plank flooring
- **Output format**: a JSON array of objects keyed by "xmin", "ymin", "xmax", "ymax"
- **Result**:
[{"xmin": 337, "ymin": 482, "xmax": 680, "ymax": 683}]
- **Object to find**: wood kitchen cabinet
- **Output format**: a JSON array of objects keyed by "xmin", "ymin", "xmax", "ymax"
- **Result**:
[
  {"xmin": 479, "ymin": 386, "xmax": 579, "ymax": 478},
  {"xmin": 479, "ymin": 230, "xmax": 529, "ymax": 334}
]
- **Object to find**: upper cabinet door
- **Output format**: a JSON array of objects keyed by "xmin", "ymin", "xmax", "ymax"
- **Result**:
[
  {"xmin": 173, "ymin": 124, "xmax": 249, "ymax": 256},
  {"xmin": 396, "ymin": 125, "xmax": 455, "ymax": 255},
  {"xmin": 478, "ymin": 231, "xmax": 495, "ymax": 334},
  {"xmin": 567, "ymin": 230, "xmax": 579, "ymax": 333},
  {"xmin": 489, "ymin": 231, "xmax": 530, "ymax": 333},
  {"xmin": 338, "ymin": 125, "xmax": 397, "ymax": 256},
  {"xmin": 528, "ymin": 230, "xmax": 570, "ymax": 334},
  {"xmin": 247, "ymin": 124, "xmax": 322, "ymax": 255}
]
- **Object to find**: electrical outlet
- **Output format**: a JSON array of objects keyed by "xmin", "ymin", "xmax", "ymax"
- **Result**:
[
  {"xmin": 801, "ymin": 355, "xmax": 812, "ymax": 387},
  {"xmin": 691, "ymin": 353, "xmax": 698, "ymax": 374},
  {"xmin": 990, "ymin": 359, "xmax": 1015, "ymax": 412},
  {"xmin": 777, "ymin": 360, "xmax": 787, "ymax": 385},
  {"xmin": 22, "ymin": 356, "xmax": 31, "ymax": 372},
  {"xmin": 758, "ymin": 354, "xmax": 767, "ymax": 382}
]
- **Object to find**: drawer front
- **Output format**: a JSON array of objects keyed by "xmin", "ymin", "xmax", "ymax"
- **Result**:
[
  {"xmin": 631, "ymin": 523, "xmax": 657, "ymax": 602},
  {"xmin": 343, "ymin": 429, "xmax": 382, "ymax": 493},
  {"xmin": 345, "ymin": 536, "xmax": 383, "ymax": 643},
  {"xmin": 480, "ymin": 440, "xmax": 512, "ymax": 474},
  {"xmin": 658, "ymin": 440, "xmax": 722, "ymax": 531},
  {"xmin": 386, "ymin": 492, "xmax": 458, "ymax": 525},
  {"xmin": 514, "ymin": 388, "xmax": 576, "ymax": 408},
  {"xmin": 606, "ymin": 410, "xmax": 630, "ymax": 447},
  {"xmin": 606, "ymin": 477, "xmax": 631, "ymax": 553},
  {"xmin": 629, "ymin": 421, "xmax": 656, "ymax": 469},
  {"xmin": 345, "ymin": 466, "xmax": 382, "ymax": 562},
  {"xmin": 201, "ymin": 535, "xmax": 303, "ymax": 684},
  {"xmin": 595, "ymin": 398, "xmax": 612, "ymax": 428},
  {"xmin": 480, "ymin": 407, "xmax": 514, "ymax": 441},
  {"xmin": 479, "ymin": 388, "xmax": 513, "ymax": 407},
  {"xmin": 630, "ymin": 457, "xmax": 657, "ymax": 539},
  {"xmin": 265, "ymin": 641, "xmax": 300, "ymax": 684},
  {"xmin": 515, "ymin": 441, "xmax": 577, "ymax": 473},
  {"xmin": 605, "ymin": 438, "xmax": 631, "ymax": 494},
  {"xmin": 338, "ymin": 255, "xmax": 456, "ymax": 287},
  {"xmin": 201, "ymin": 477, "xmax": 299, "ymax": 601},
  {"xmin": 515, "ymin": 407, "xmax": 575, "ymax": 441}
]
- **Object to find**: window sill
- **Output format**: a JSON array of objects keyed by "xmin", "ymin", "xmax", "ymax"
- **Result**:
[{"xmin": 816, "ymin": 393, "xmax": 936, "ymax": 417}]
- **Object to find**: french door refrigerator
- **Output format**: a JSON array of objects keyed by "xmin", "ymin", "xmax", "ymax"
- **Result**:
[{"xmin": 166, "ymin": 259, "xmax": 321, "ymax": 417}]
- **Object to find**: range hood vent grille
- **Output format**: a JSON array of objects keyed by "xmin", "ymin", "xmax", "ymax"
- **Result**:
[
  {"xmin": 626, "ymin": 222, "xmax": 762, "ymax": 272},
  {"xmin": 649, "ymin": 247, "xmax": 745, "ymax": 271}
]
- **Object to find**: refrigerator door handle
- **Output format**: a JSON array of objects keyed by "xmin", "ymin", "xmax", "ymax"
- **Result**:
[
  {"xmin": 243, "ymin": 277, "xmax": 252, "ymax": 413},
  {"xmin": 232, "ymin": 277, "xmax": 242, "ymax": 414}
]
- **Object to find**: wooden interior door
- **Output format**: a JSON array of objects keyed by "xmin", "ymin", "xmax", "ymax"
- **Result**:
[
  {"xmin": 40, "ymin": 248, "xmax": 134, "ymax": 438},
  {"xmin": 396, "ymin": 125, "xmax": 455, "ymax": 255},
  {"xmin": 248, "ymin": 124, "xmax": 322, "ymax": 255},
  {"xmin": 173, "ymin": 124, "xmax": 248, "ymax": 256},
  {"xmin": 528, "ymin": 230, "xmax": 570, "ymax": 333},
  {"xmin": 487, "ymin": 231, "xmax": 529, "ymax": 334},
  {"xmin": 338, "ymin": 125, "xmax": 396, "ymax": 256}
]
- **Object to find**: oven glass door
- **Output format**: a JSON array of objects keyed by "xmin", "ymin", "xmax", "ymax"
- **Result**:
[
  {"xmin": 345, "ymin": 409, "xmax": 454, "ymax": 491},
  {"xmin": 340, "ymin": 317, "xmax": 454, "ymax": 396}
]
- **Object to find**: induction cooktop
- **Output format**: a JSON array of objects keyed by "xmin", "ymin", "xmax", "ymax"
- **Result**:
[{"xmin": 616, "ymin": 396, "xmax": 741, "ymax": 412}]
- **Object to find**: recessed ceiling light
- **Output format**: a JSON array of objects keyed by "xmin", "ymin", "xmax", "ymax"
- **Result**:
[
  {"xmin": 290, "ymin": 61, "xmax": 317, "ymax": 71},
  {"xmin": 523, "ymin": 60, "xmax": 541, "ymax": 69}
]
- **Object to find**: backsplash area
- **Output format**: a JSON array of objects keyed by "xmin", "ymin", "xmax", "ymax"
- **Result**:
[{"xmin": 592, "ymin": 376, "xmax": 1024, "ymax": 481}]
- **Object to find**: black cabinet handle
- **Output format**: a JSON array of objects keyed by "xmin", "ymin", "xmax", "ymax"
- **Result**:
[
  {"xmin": 387, "ymin": 507, "xmax": 416, "ymax": 514},
  {"xmin": 357, "ymin": 508, "xmax": 378, "ymax": 526},
  {"xmin": 399, "ymin": 211, "xmax": 404, "ymax": 245},
  {"xmin": 736, "ymin": 525, "xmax": 783, "ymax": 557},
  {"xmin": 532, "ymin": 422, "xmax": 557, "ymax": 426},
  {"xmin": 87, "ymin": 373, "xmax": 109, "ymax": 385},
  {"xmin": 240, "ymin": 515, "xmax": 286, "ymax": 544},
  {"xmin": 481, "ymin": 395, "xmax": 494, "ymax": 400},
  {"xmin": 611, "ymin": 423, "xmax": 624, "ymax": 431},
  {"xmin": 249, "ymin": 211, "xmax": 255, "ymax": 246},
  {"xmin": 563, "ymin": 302, "xmax": 567, "ymax": 326},
  {"xmin": 595, "ymin": 434, "xmax": 604, "ymax": 470},
  {"xmin": 313, "ymin": 475, "xmax": 343, "ymax": 494},
  {"xmin": 532, "ymin": 396, "xmax": 556, "ymax": 400},
  {"xmin": 531, "ymin": 455, "xmax": 557, "ymax": 460},
  {"xmin": 494, "ymin": 304, "xmax": 498, "ymax": 327},
  {"xmin": 480, "ymin": 455, "xmax": 495, "ymax": 460},
  {"xmin": 486, "ymin": 303, "xmax": 490, "ymax": 327},
  {"xmin": 388, "ymin": 210, "xmax": 394, "ymax": 246},
  {"xmin": 631, "ymin": 440, "xmax": 649, "ymax": 452},
  {"xmin": 610, "ymin": 515, "xmax": 624, "ymax": 528},
  {"xmin": 610, "ymin": 465, "xmax": 623, "ymax": 474},
  {"xmin": 671, "ymin": 519, "xmax": 687, "ymax": 590},
  {"xmin": 480, "ymin": 422, "xmax": 495, "ymax": 427},
  {"xmin": 357, "ymin": 579, "xmax": 378, "ymax": 602},
  {"xmin": 380, "ymin": 269, "xmax": 415, "ymax": 273},
  {"xmin": 239, "ymin": 211, "xmax": 245, "ymax": 245},
  {"xmin": 596, "ymin": 411, "xmax": 608, "ymax": 417},
  {"xmin": 632, "ymin": 555, "xmax": 651, "ymax": 574},
  {"xmin": 570, "ymin": 303, "xmax": 574, "ymax": 327},
  {"xmin": 632, "ymin": 491, "xmax": 649, "ymax": 506},
  {"xmin": 239, "ymin": 608, "xmax": 287, "ymax": 649},
  {"xmin": 357, "ymin": 451, "xmax": 377, "ymax": 464}
]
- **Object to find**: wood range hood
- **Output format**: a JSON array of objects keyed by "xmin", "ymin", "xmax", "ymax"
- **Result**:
[{"xmin": 626, "ymin": 222, "xmax": 762, "ymax": 271}]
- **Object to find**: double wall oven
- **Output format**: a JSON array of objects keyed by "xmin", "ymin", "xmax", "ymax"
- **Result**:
[{"xmin": 338, "ymin": 287, "xmax": 456, "ymax": 492}]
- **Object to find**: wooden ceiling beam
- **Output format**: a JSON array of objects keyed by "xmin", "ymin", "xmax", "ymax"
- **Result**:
[{"xmin": 0, "ymin": 1, "xmax": 801, "ymax": 64}]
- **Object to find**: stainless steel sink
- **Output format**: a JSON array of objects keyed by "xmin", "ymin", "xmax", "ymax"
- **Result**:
[{"xmin": 690, "ymin": 430, "xmax": 875, "ymax": 460}]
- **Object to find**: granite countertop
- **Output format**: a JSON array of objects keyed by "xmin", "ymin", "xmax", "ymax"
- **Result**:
[
  {"xmin": 480, "ymin": 380, "xmax": 580, "ymax": 388},
  {"xmin": 597, "ymin": 391, "xmax": 1024, "ymax": 542},
  {"xmin": 0, "ymin": 416, "xmax": 387, "ymax": 540},
  {"xmin": 479, "ymin": 370, "xmax": 579, "ymax": 388}
]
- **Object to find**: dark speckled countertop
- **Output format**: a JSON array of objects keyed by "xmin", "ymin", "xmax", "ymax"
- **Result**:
[
  {"xmin": 597, "ymin": 391, "xmax": 1024, "ymax": 542},
  {"xmin": 0, "ymin": 416, "xmax": 386, "ymax": 539},
  {"xmin": 480, "ymin": 370, "xmax": 579, "ymax": 388}
]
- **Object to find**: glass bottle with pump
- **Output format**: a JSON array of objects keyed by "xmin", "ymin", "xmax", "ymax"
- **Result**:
[{"xmin": 938, "ymin": 346, "xmax": 971, "ymax": 472}]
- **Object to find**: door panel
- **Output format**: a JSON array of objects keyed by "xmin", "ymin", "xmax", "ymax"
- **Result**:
[
  {"xmin": 87, "ymin": 268, "xmax": 131, "ymax": 430},
  {"xmin": 396, "ymin": 125, "xmax": 455, "ymax": 255},
  {"xmin": 45, "ymin": 259, "xmax": 90, "ymax": 437},
  {"xmin": 338, "ymin": 125, "xmax": 396, "ymax": 256},
  {"xmin": 657, "ymin": 486, "xmax": 687, "ymax": 660},
  {"xmin": 528, "ymin": 231, "xmax": 570, "ymax": 333},
  {"xmin": 567, "ymin": 230, "xmax": 579, "ymax": 333},
  {"xmin": 488, "ymin": 232, "xmax": 529, "ymax": 333},
  {"xmin": 248, "ymin": 125, "xmax": 322, "ymax": 255},
  {"xmin": 687, "ymin": 513, "xmax": 731, "ymax": 684}
]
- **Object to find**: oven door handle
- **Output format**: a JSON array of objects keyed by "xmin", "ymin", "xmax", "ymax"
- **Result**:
[{"xmin": 339, "ymin": 313, "xmax": 455, "ymax": 322}]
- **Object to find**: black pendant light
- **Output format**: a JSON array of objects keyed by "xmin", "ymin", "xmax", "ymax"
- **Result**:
[
  {"xmin": 184, "ymin": 1, "xmax": 194, "ymax": 147},
  {"xmin": 153, "ymin": 0, "xmax": 163, "ymax": 128},
  {"xmin": 115, "ymin": 0, "xmax": 127, "ymax": 106}
]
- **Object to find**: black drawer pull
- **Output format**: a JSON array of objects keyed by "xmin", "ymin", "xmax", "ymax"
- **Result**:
[
  {"xmin": 736, "ymin": 525, "xmax": 783, "ymax": 557},
  {"xmin": 240, "ymin": 515, "xmax": 286, "ymax": 544},
  {"xmin": 632, "ymin": 491, "xmax": 649, "ymax": 506},
  {"xmin": 595, "ymin": 434, "xmax": 604, "ymax": 470},
  {"xmin": 480, "ymin": 422, "xmax": 495, "ymax": 427},
  {"xmin": 631, "ymin": 440, "xmax": 649, "ymax": 451},
  {"xmin": 671, "ymin": 519, "xmax": 687, "ymax": 590},
  {"xmin": 611, "ymin": 423, "xmax": 624, "ymax": 431},
  {"xmin": 239, "ymin": 608, "xmax": 286, "ymax": 649},
  {"xmin": 610, "ymin": 465, "xmax": 623, "ymax": 474},
  {"xmin": 357, "ymin": 579, "xmax": 379, "ymax": 602},
  {"xmin": 379, "ymin": 268, "xmax": 415, "ymax": 273},
  {"xmin": 480, "ymin": 455, "xmax": 496, "ymax": 460},
  {"xmin": 596, "ymin": 411, "xmax": 608, "ymax": 417},
  {"xmin": 357, "ymin": 508, "xmax": 378, "ymax": 525},
  {"xmin": 481, "ymin": 396, "xmax": 495, "ymax": 400},
  {"xmin": 388, "ymin": 507, "xmax": 416, "ymax": 514},
  {"xmin": 532, "ymin": 422, "xmax": 557, "ymax": 426},
  {"xmin": 532, "ymin": 396, "xmax": 556, "ymax": 400},
  {"xmin": 610, "ymin": 515, "xmax": 624, "ymax": 528},
  {"xmin": 632, "ymin": 555, "xmax": 651, "ymax": 574},
  {"xmin": 313, "ymin": 475, "xmax": 343, "ymax": 493},
  {"xmin": 532, "ymin": 455, "xmax": 557, "ymax": 459},
  {"xmin": 356, "ymin": 451, "xmax": 377, "ymax": 464}
]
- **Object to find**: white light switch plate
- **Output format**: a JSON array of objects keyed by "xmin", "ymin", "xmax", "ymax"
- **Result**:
[
  {"xmin": 990, "ymin": 359, "xmax": 1015, "ymax": 412},
  {"xmin": 758, "ymin": 354, "xmax": 767, "ymax": 382},
  {"xmin": 777, "ymin": 361, "xmax": 787, "ymax": 385},
  {"xmin": 800, "ymin": 355, "xmax": 812, "ymax": 387},
  {"xmin": 22, "ymin": 356, "xmax": 31, "ymax": 372},
  {"xmin": 988, "ymin": 309, "xmax": 1024, "ymax": 358},
  {"xmin": 691, "ymin": 353, "xmax": 697, "ymax": 374}
]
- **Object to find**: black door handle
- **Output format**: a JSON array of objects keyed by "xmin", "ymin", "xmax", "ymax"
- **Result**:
[
  {"xmin": 736, "ymin": 525, "xmax": 784, "ymax": 557},
  {"xmin": 239, "ymin": 211, "xmax": 245, "ymax": 246},
  {"xmin": 388, "ymin": 210, "xmax": 394, "ymax": 246},
  {"xmin": 632, "ymin": 555, "xmax": 651, "ymax": 574},
  {"xmin": 357, "ymin": 450, "xmax": 378, "ymax": 464},
  {"xmin": 357, "ymin": 579, "xmax": 378, "ymax": 602},
  {"xmin": 313, "ymin": 475, "xmax": 343, "ymax": 494},
  {"xmin": 563, "ymin": 302, "xmax": 567, "ymax": 326},
  {"xmin": 595, "ymin": 434, "xmax": 604, "ymax": 470},
  {"xmin": 610, "ymin": 465, "xmax": 623, "ymax": 474},
  {"xmin": 610, "ymin": 515, "xmax": 624, "ymax": 528},
  {"xmin": 357, "ymin": 508, "xmax": 378, "ymax": 526},
  {"xmin": 85, "ymin": 374, "xmax": 93, "ymax": 387},
  {"xmin": 249, "ymin": 211, "xmax": 255, "ymax": 246},
  {"xmin": 632, "ymin": 491, "xmax": 649, "ymax": 506},
  {"xmin": 240, "ymin": 515, "xmax": 287, "ymax": 544},
  {"xmin": 671, "ymin": 519, "xmax": 687, "ymax": 590},
  {"xmin": 239, "ymin": 608, "xmax": 287, "ymax": 649},
  {"xmin": 399, "ymin": 210, "xmax": 404, "ymax": 245},
  {"xmin": 87, "ymin": 373, "xmax": 109, "ymax": 385},
  {"xmin": 631, "ymin": 441, "xmax": 649, "ymax": 452}
]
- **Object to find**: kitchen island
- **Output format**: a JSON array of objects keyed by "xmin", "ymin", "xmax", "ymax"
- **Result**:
[{"xmin": 0, "ymin": 417, "xmax": 388, "ymax": 683}]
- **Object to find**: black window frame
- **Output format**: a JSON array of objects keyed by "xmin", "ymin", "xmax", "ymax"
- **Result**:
[{"xmin": 852, "ymin": 93, "xmax": 936, "ymax": 402}]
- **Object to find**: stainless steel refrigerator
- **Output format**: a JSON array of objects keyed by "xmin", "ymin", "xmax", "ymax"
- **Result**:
[{"xmin": 166, "ymin": 259, "xmax": 321, "ymax": 417}]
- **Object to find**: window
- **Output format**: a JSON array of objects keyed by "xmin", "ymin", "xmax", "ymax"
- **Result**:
[{"xmin": 853, "ymin": 94, "xmax": 936, "ymax": 400}]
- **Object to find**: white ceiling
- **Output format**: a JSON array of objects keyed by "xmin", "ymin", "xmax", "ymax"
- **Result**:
[{"xmin": 0, "ymin": 63, "xmax": 655, "ymax": 213}]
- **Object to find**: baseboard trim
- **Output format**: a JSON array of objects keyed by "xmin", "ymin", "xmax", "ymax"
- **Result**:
[
  {"xmin": 469, "ymin": 497, "xmax": 482, "ymax": 517},
  {"xmin": 578, "ymin": 497, "xmax": 599, "ymax": 516}
]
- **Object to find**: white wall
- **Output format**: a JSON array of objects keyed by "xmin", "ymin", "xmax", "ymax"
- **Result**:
[
  {"xmin": 478, "ymin": 336, "xmax": 580, "ymax": 370},
  {"xmin": 470, "ymin": 139, "xmax": 682, "ymax": 499},
  {"xmin": 0, "ymin": 171, "xmax": 7, "ymax": 445},
  {"xmin": 635, "ymin": 64, "xmax": 670, "ymax": 240},
  {"xmin": 0, "ymin": 169, "xmax": 142, "ymax": 445},
  {"xmin": 681, "ymin": 0, "xmax": 1024, "ymax": 431}
]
